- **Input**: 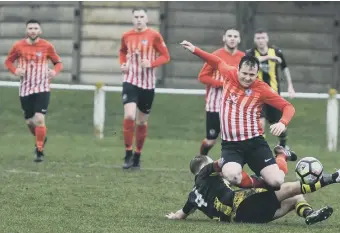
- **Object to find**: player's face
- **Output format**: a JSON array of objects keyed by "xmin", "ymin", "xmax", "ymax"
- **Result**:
[
  {"xmin": 26, "ymin": 23, "xmax": 41, "ymax": 41},
  {"xmin": 132, "ymin": 10, "xmax": 148, "ymax": 31},
  {"xmin": 238, "ymin": 63, "xmax": 258, "ymax": 88},
  {"xmin": 223, "ymin": 30, "xmax": 240, "ymax": 50},
  {"xmin": 254, "ymin": 32, "xmax": 269, "ymax": 49}
]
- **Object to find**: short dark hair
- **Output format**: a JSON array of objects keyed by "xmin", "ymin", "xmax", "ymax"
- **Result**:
[
  {"xmin": 26, "ymin": 19, "xmax": 41, "ymax": 26},
  {"xmin": 190, "ymin": 155, "xmax": 210, "ymax": 175},
  {"xmin": 132, "ymin": 7, "xmax": 148, "ymax": 13},
  {"xmin": 225, "ymin": 27, "xmax": 239, "ymax": 34},
  {"xmin": 239, "ymin": 55, "xmax": 260, "ymax": 71},
  {"xmin": 254, "ymin": 28, "xmax": 267, "ymax": 34}
]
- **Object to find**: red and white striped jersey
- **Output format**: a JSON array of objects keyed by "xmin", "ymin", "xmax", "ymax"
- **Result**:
[
  {"xmin": 205, "ymin": 70, "xmax": 223, "ymax": 112},
  {"xmin": 4, "ymin": 39, "xmax": 63, "ymax": 97},
  {"xmin": 194, "ymin": 47, "xmax": 296, "ymax": 142},
  {"xmin": 198, "ymin": 48, "xmax": 244, "ymax": 112},
  {"xmin": 119, "ymin": 28, "xmax": 170, "ymax": 89}
]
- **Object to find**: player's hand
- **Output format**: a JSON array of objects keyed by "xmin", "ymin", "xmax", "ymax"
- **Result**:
[
  {"xmin": 165, "ymin": 212, "xmax": 184, "ymax": 220},
  {"xmin": 141, "ymin": 59, "xmax": 151, "ymax": 68},
  {"xmin": 15, "ymin": 67, "xmax": 25, "ymax": 77},
  {"xmin": 165, "ymin": 212, "xmax": 178, "ymax": 220},
  {"xmin": 180, "ymin": 40, "xmax": 195, "ymax": 53},
  {"xmin": 288, "ymin": 85, "xmax": 295, "ymax": 99},
  {"xmin": 270, "ymin": 122, "xmax": 286, "ymax": 136},
  {"xmin": 120, "ymin": 63, "xmax": 129, "ymax": 73},
  {"xmin": 165, "ymin": 209, "xmax": 187, "ymax": 220},
  {"xmin": 48, "ymin": 69, "xmax": 56, "ymax": 79}
]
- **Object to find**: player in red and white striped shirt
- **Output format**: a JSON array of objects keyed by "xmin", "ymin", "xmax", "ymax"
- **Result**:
[
  {"xmin": 198, "ymin": 28, "xmax": 244, "ymax": 156},
  {"xmin": 181, "ymin": 40, "xmax": 296, "ymax": 190},
  {"xmin": 119, "ymin": 8, "xmax": 170, "ymax": 169},
  {"xmin": 4, "ymin": 19, "xmax": 63, "ymax": 162}
]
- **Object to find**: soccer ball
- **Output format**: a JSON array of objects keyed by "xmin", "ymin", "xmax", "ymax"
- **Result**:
[{"xmin": 295, "ymin": 157, "xmax": 323, "ymax": 184}]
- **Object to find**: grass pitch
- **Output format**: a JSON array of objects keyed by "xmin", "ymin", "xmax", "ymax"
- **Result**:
[{"xmin": 0, "ymin": 86, "xmax": 339, "ymax": 233}]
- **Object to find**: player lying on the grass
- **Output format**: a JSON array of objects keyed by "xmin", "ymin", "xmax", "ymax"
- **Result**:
[{"xmin": 165, "ymin": 155, "xmax": 336, "ymax": 225}]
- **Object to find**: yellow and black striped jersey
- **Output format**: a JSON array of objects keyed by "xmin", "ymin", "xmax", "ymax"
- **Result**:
[
  {"xmin": 182, "ymin": 163, "xmax": 236, "ymax": 222},
  {"xmin": 246, "ymin": 46, "xmax": 287, "ymax": 93}
]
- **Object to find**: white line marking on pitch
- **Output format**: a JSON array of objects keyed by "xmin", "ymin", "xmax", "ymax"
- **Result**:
[
  {"xmin": 4, "ymin": 169, "xmax": 82, "ymax": 178},
  {"xmin": 49, "ymin": 161, "xmax": 190, "ymax": 173}
]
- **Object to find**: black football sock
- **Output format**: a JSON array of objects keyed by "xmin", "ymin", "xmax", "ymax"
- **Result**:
[
  {"xmin": 301, "ymin": 172, "xmax": 339, "ymax": 194},
  {"xmin": 295, "ymin": 201, "xmax": 313, "ymax": 218}
]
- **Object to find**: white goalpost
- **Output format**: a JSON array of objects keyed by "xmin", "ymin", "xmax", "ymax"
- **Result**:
[
  {"xmin": 327, "ymin": 89, "xmax": 339, "ymax": 152},
  {"xmin": 0, "ymin": 80, "xmax": 338, "ymax": 152}
]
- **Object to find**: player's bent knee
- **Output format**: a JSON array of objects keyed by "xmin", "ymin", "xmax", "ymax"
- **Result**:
[
  {"xmin": 222, "ymin": 163, "xmax": 242, "ymax": 185},
  {"xmin": 261, "ymin": 165, "xmax": 285, "ymax": 188},
  {"xmin": 137, "ymin": 110, "xmax": 149, "ymax": 124},
  {"xmin": 25, "ymin": 119, "xmax": 33, "ymax": 125},
  {"xmin": 268, "ymin": 178, "xmax": 284, "ymax": 189},
  {"xmin": 136, "ymin": 120, "xmax": 148, "ymax": 125},
  {"xmin": 264, "ymin": 174, "xmax": 284, "ymax": 189},
  {"xmin": 124, "ymin": 115, "xmax": 135, "ymax": 121},
  {"xmin": 33, "ymin": 113, "xmax": 45, "ymax": 126},
  {"xmin": 124, "ymin": 103, "xmax": 137, "ymax": 119}
]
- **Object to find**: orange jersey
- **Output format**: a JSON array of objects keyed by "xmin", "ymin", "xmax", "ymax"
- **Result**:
[
  {"xmin": 119, "ymin": 28, "xmax": 170, "ymax": 89},
  {"xmin": 194, "ymin": 47, "xmax": 295, "ymax": 141},
  {"xmin": 198, "ymin": 48, "xmax": 244, "ymax": 112},
  {"xmin": 5, "ymin": 39, "xmax": 63, "ymax": 97}
]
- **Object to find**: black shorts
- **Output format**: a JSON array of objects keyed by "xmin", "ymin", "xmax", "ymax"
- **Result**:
[
  {"xmin": 122, "ymin": 82, "xmax": 155, "ymax": 114},
  {"xmin": 20, "ymin": 92, "xmax": 50, "ymax": 120},
  {"xmin": 206, "ymin": 111, "xmax": 220, "ymax": 140},
  {"xmin": 221, "ymin": 136, "xmax": 276, "ymax": 176},
  {"xmin": 234, "ymin": 188, "xmax": 281, "ymax": 223},
  {"xmin": 261, "ymin": 104, "xmax": 282, "ymax": 124}
]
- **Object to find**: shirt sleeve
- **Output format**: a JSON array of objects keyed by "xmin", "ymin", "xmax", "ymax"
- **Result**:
[
  {"xmin": 275, "ymin": 48, "xmax": 287, "ymax": 70},
  {"xmin": 261, "ymin": 84, "xmax": 295, "ymax": 126},
  {"xmin": 193, "ymin": 47, "xmax": 234, "ymax": 81},
  {"xmin": 196, "ymin": 161, "xmax": 222, "ymax": 181},
  {"xmin": 48, "ymin": 44, "xmax": 63, "ymax": 74},
  {"xmin": 4, "ymin": 43, "xmax": 19, "ymax": 74},
  {"xmin": 182, "ymin": 198, "xmax": 197, "ymax": 215},
  {"xmin": 150, "ymin": 33, "xmax": 170, "ymax": 68},
  {"xmin": 119, "ymin": 35, "xmax": 128, "ymax": 65},
  {"xmin": 198, "ymin": 62, "xmax": 223, "ymax": 88}
]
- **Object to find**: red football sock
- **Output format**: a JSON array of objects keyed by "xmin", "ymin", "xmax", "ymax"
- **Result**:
[
  {"xmin": 239, "ymin": 171, "xmax": 266, "ymax": 188},
  {"xmin": 123, "ymin": 119, "xmax": 135, "ymax": 151},
  {"xmin": 35, "ymin": 126, "xmax": 47, "ymax": 152},
  {"xmin": 276, "ymin": 154, "xmax": 288, "ymax": 174},
  {"xmin": 135, "ymin": 124, "xmax": 148, "ymax": 153}
]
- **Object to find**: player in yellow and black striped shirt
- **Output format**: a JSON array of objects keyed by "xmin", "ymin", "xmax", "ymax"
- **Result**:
[
  {"xmin": 165, "ymin": 155, "xmax": 336, "ymax": 225},
  {"xmin": 246, "ymin": 29, "xmax": 296, "ymax": 149}
]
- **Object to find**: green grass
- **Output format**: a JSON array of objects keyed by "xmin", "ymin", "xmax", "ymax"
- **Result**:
[{"xmin": 0, "ymin": 86, "xmax": 339, "ymax": 233}]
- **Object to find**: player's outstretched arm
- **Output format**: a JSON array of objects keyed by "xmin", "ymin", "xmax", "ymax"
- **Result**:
[
  {"xmin": 180, "ymin": 40, "xmax": 222, "ymax": 69},
  {"xmin": 198, "ymin": 62, "xmax": 223, "ymax": 88},
  {"xmin": 180, "ymin": 41, "xmax": 234, "ymax": 79},
  {"xmin": 166, "ymin": 198, "xmax": 197, "ymax": 220},
  {"xmin": 165, "ymin": 209, "xmax": 189, "ymax": 220}
]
